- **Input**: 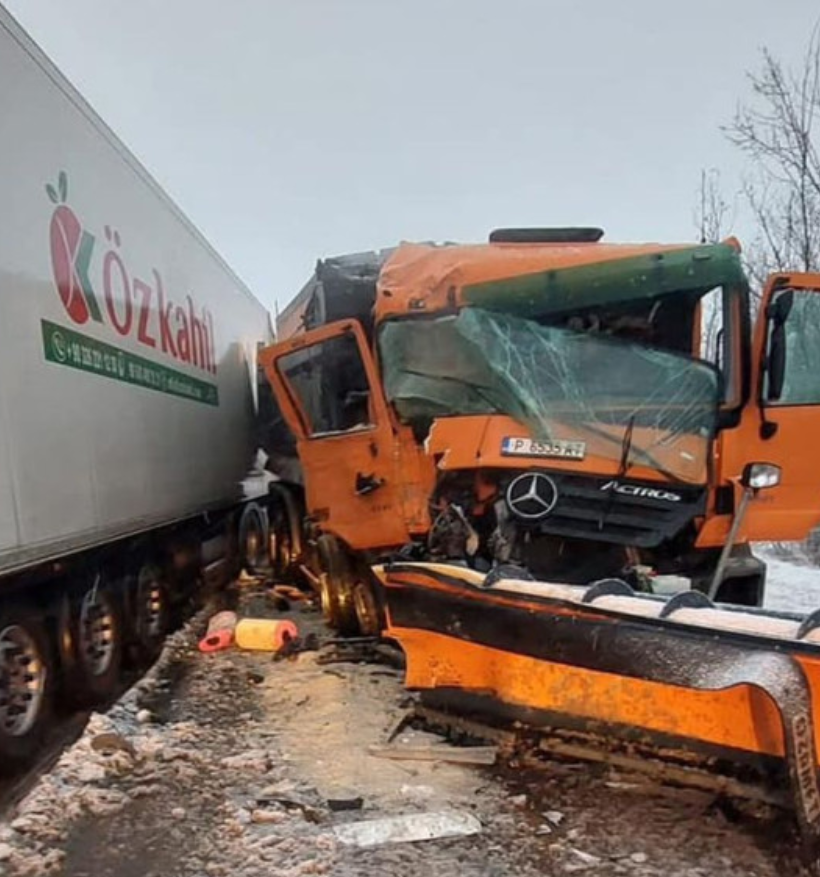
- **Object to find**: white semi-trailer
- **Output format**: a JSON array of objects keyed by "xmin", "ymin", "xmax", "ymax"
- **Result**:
[{"xmin": 0, "ymin": 5, "xmax": 271, "ymax": 765}]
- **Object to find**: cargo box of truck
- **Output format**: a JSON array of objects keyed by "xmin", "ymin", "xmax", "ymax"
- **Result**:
[{"xmin": 0, "ymin": 4, "xmax": 271, "ymax": 765}]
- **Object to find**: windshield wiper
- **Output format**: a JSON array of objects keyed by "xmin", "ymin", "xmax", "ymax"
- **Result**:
[
  {"xmin": 555, "ymin": 417, "xmax": 679, "ymax": 482},
  {"xmin": 618, "ymin": 414, "xmax": 635, "ymax": 478},
  {"xmin": 599, "ymin": 413, "xmax": 638, "ymax": 532},
  {"xmin": 617, "ymin": 414, "xmax": 636, "ymax": 478}
]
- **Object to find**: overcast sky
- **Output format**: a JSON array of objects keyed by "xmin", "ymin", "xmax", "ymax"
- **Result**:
[{"xmin": 5, "ymin": 0, "xmax": 818, "ymax": 311}]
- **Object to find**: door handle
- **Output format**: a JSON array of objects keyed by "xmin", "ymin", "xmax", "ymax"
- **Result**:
[{"xmin": 355, "ymin": 472, "xmax": 385, "ymax": 496}]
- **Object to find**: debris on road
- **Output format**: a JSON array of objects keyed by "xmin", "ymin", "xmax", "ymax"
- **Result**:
[
  {"xmin": 368, "ymin": 743, "xmax": 498, "ymax": 765},
  {"xmin": 383, "ymin": 709, "xmax": 413, "ymax": 744},
  {"xmin": 198, "ymin": 610, "xmax": 239, "ymax": 653},
  {"xmin": 316, "ymin": 640, "xmax": 405, "ymax": 669},
  {"xmin": 332, "ymin": 810, "xmax": 482, "ymax": 848},
  {"xmin": 566, "ymin": 847, "xmax": 603, "ymax": 870},
  {"xmin": 323, "ymin": 791, "xmax": 364, "ymax": 812},
  {"xmin": 89, "ymin": 732, "xmax": 137, "ymax": 760},
  {"xmin": 235, "ymin": 617, "xmax": 298, "ymax": 652}
]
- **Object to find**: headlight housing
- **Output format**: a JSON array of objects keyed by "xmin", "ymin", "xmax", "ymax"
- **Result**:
[{"xmin": 741, "ymin": 462, "xmax": 781, "ymax": 490}]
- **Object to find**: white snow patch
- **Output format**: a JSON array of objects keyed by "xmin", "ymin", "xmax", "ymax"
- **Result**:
[{"xmin": 758, "ymin": 545, "xmax": 820, "ymax": 614}]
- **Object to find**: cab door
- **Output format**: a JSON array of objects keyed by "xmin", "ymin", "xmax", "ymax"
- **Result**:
[
  {"xmin": 723, "ymin": 272, "xmax": 820, "ymax": 540},
  {"xmin": 259, "ymin": 320, "xmax": 410, "ymax": 550}
]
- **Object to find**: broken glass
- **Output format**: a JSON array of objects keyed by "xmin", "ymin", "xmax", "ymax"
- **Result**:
[{"xmin": 379, "ymin": 308, "xmax": 720, "ymax": 483}]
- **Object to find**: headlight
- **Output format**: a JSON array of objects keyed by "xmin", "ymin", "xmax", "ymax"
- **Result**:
[{"xmin": 742, "ymin": 462, "xmax": 781, "ymax": 490}]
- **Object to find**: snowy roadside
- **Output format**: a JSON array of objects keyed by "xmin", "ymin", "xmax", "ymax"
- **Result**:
[{"xmin": 757, "ymin": 545, "xmax": 820, "ymax": 613}]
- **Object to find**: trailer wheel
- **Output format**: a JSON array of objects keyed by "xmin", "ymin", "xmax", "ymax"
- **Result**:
[
  {"xmin": 132, "ymin": 564, "xmax": 170, "ymax": 662},
  {"xmin": 0, "ymin": 606, "xmax": 54, "ymax": 770},
  {"xmin": 316, "ymin": 535, "xmax": 359, "ymax": 636},
  {"xmin": 239, "ymin": 503, "xmax": 269, "ymax": 574},
  {"xmin": 67, "ymin": 575, "xmax": 124, "ymax": 704}
]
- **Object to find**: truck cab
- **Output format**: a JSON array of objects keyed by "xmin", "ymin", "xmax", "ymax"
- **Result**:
[{"xmin": 259, "ymin": 229, "xmax": 820, "ymax": 607}]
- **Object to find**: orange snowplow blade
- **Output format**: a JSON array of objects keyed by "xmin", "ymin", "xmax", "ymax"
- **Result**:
[{"xmin": 378, "ymin": 562, "xmax": 820, "ymax": 854}]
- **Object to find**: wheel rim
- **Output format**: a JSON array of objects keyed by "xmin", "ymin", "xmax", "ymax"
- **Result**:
[
  {"xmin": 138, "ymin": 570, "xmax": 165, "ymax": 640},
  {"xmin": 79, "ymin": 588, "xmax": 116, "ymax": 677},
  {"xmin": 0, "ymin": 624, "xmax": 47, "ymax": 736},
  {"xmin": 353, "ymin": 582, "xmax": 381, "ymax": 637}
]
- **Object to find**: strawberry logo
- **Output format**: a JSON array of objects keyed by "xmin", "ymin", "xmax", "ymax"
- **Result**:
[
  {"xmin": 44, "ymin": 171, "xmax": 217, "ymax": 376},
  {"xmin": 46, "ymin": 172, "xmax": 102, "ymax": 325}
]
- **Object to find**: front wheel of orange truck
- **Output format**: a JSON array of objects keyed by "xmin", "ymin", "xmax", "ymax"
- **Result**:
[
  {"xmin": 316, "ymin": 535, "xmax": 360, "ymax": 637},
  {"xmin": 352, "ymin": 575, "xmax": 384, "ymax": 637}
]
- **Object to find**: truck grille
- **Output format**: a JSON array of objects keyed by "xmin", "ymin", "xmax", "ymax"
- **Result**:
[{"xmin": 505, "ymin": 471, "xmax": 706, "ymax": 548}]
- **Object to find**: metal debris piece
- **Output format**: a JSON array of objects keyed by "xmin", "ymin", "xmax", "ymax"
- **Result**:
[
  {"xmin": 325, "ymin": 792, "xmax": 364, "ymax": 812},
  {"xmin": 333, "ymin": 810, "xmax": 482, "ymax": 847},
  {"xmin": 271, "ymin": 585, "xmax": 309, "ymax": 602},
  {"xmin": 317, "ymin": 640, "xmax": 405, "ymax": 669},
  {"xmin": 384, "ymin": 710, "xmax": 413, "ymax": 744},
  {"xmin": 254, "ymin": 794, "xmax": 323, "ymax": 824}
]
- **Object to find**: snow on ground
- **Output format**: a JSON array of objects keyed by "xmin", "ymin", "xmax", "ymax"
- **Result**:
[{"xmin": 758, "ymin": 545, "xmax": 820, "ymax": 614}]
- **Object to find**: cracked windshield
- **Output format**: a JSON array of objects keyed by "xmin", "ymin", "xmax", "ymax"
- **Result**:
[{"xmin": 381, "ymin": 306, "xmax": 720, "ymax": 483}]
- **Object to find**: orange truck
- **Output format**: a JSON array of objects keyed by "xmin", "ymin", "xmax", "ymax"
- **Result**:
[{"xmin": 252, "ymin": 229, "xmax": 820, "ymax": 856}]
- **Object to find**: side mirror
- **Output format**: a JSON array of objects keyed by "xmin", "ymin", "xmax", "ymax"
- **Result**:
[{"xmin": 765, "ymin": 290, "xmax": 793, "ymax": 402}]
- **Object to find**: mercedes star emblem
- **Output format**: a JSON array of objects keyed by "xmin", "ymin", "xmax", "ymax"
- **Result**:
[{"xmin": 505, "ymin": 472, "xmax": 559, "ymax": 521}]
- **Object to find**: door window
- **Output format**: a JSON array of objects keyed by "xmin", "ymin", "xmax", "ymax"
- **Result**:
[
  {"xmin": 277, "ymin": 332, "xmax": 373, "ymax": 436},
  {"xmin": 698, "ymin": 285, "xmax": 741, "ymax": 408},
  {"xmin": 765, "ymin": 289, "xmax": 820, "ymax": 406}
]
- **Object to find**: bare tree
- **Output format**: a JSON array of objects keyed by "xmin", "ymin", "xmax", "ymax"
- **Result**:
[{"xmin": 725, "ymin": 27, "xmax": 820, "ymax": 290}]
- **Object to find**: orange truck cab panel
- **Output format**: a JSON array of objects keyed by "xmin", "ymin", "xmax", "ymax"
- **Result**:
[{"xmin": 259, "ymin": 230, "xmax": 820, "ymax": 606}]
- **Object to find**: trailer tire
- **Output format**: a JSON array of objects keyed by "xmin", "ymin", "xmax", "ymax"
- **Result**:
[
  {"xmin": 0, "ymin": 605, "xmax": 54, "ymax": 771},
  {"xmin": 239, "ymin": 503, "xmax": 269, "ymax": 574},
  {"xmin": 65, "ymin": 575, "xmax": 124, "ymax": 705},
  {"xmin": 316, "ymin": 535, "xmax": 359, "ymax": 636},
  {"xmin": 132, "ymin": 563, "xmax": 170, "ymax": 663}
]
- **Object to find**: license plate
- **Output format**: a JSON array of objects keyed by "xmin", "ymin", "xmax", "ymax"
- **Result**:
[{"xmin": 501, "ymin": 436, "xmax": 586, "ymax": 460}]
